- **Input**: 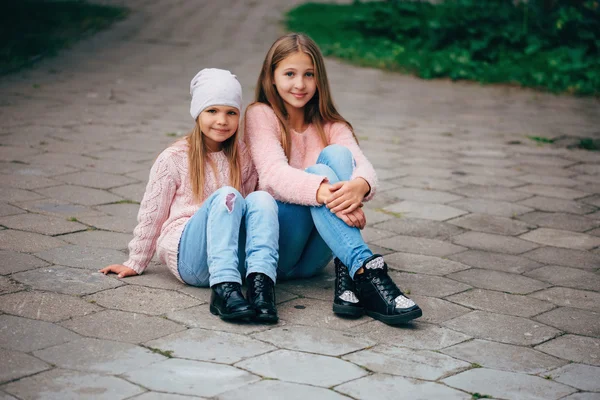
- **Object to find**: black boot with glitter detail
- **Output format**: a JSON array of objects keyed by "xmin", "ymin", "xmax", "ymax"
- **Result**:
[{"xmin": 333, "ymin": 258, "xmax": 364, "ymax": 317}]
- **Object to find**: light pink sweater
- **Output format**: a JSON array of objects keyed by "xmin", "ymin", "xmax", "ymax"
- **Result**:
[
  {"xmin": 123, "ymin": 139, "xmax": 257, "ymax": 281},
  {"xmin": 245, "ymin": 103, "xmax": 377, "ymax": 205}
]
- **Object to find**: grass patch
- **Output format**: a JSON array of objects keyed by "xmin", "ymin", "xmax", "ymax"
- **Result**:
[
  {"xmin": 112, "ymin": 199, "xmax": 140, "ymax": 205},
  {"xmin": 472, "ymin": 394, "xmax": 493, "ymax": 400},
  {"xmin": 527, "ymin": 135, "xmax": 555, "ymax": 144},
  {"xmin": 145, "ymin": 346, "xmax": 174, "ymax": 358},
  {"xmin": 471, "ymin": 363, "xmax": 483, "ymax": 369},
  {"xmin": 375, "ymin": 208, "xmax": 404, "ymax": 218},
  {"xmin": 286, "ymin": 1, "xmax": 600, "ymax": 96},
  {"xmin": 67, "ymin": 217, "xmax": 79, "ymax": 222},
  {"xmin": 578, "ymin": 138, "xmax": 600, "ymax": 151},
  {"xmin": 165, "ymin": 132, "xmax": 179, "ymax": 137},
  {"xmin": 1, "ymin": 0, "xmax": 129, "ymax": 74}
]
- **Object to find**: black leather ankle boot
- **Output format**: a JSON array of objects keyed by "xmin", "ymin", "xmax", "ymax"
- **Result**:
[
  {"xmin": 246, "ymin": 273, "xmax": 278, "ymax": 323},
  {"xmin": 333, "ymin": 258, "xmax": 364, "ymax": 317},
  {"xmin": 354, "ymin": 255, "xmax": 422, "ymax": 325},
  {"xmin": 210, "ymin": 282, "xmax": 255, "ymax": 321}
]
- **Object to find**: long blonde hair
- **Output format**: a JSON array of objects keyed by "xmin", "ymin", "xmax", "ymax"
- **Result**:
[
  {"xmin": 251, "ymin": 33, "xmax": 357, "ymax": 158},
  {"xmin": 186, "ymin": 118, "xmax": 241, "ymax": 203}
]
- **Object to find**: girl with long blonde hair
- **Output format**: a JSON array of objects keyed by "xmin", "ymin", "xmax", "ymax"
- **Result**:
[
  {"xmin": 101, "ymin": 68, "xmax": 279, "ymax": 323},
  {"xmin": 245, "ymin": 33, "xmax": 422, "ymax": 325}
]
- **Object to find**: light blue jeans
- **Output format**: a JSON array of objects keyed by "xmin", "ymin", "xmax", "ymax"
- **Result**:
[
  {"xmin": 278, "ymin": 144, "xmax": 373, "ymax": 280},
  {"xmin": 177, "ymin": 187, "xmax": 279, "ymax": 287}
]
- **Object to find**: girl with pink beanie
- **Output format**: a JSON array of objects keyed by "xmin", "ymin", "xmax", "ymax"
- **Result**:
[
  {"xmin": 244, "ymin": 34, "xmax": 422, "ymax": 326},
  {"xmin": 101, "ymin": 68, "xmax": 279, "ymax": 323}
]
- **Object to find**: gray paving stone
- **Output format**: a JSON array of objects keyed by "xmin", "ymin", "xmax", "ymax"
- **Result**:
[
  {"xmin": 588, "ymin": 227, "xmax": 600, "ymax": 236},
  {"xmin": 448, "ymin": 213, "xmax": 533, "ymax": 235},
  {"xmin": 535, "ymin": 307, "xmax": 600, "ymax": 337},
  {"xmin": 441, "ymin": 339, "xmax": 566, "ymax": 374},
  {"xmin": 452, "ymin": 231, "xmax": 539, "ymax": 255},
  {"xmin": 86, "ymin": 285, "xmax": 200, "ymax": 315},
  {"xmin": 454, "ymin": 174, "xmax": 522, "ymax": 188},
  {"xmin": 386, "ymin": 187, "xmax": 463, "ymax": 203},
  {"xmin": 519, "ymin": 196, "xmax": 596, "ymax": 215},
  {"xmin": 561, "ymin": 393, "xmax": 600, "ymax": 400},
  {"xmin": 442, "ymin": 368, "xmax": 576, "ymax": 400},
  {"xmin": 446, "ymin": 269, "xmax": 550, "ymax": 294},
  {"xmin": 518, "ymin": 211, "xmax": 600, "ymax": 232},
  {"xmin": 217, "ymin": 380, "xmax": 348, "ymax": 400},
  {"xmin": 351, "ymin": 321, "xmax": 471, "ymax": 350},
  {"xmin": 14, "ymin": 198, "xmax": 104, "ymax": 218},
  {"xmin": 277, "ymin": 298, "xmax": 367, "ymax": 330},
  {"xmin": 0, "ymin": 230, "xmax": 66, "ymax": 252},
  {"xmin": 570, "ymin": 163, "xmax": 600, "ymax": 175},
  {"xmin": 166, "ymin": 305, "xmax": 273, "ymax": 335},
  {"xmin": 536, "ymin": 334, "xmax": 600, "ymax": 366},
  {"xmin": 95, "ymin": 203, "xmax": 140, "ymax": 219},
  {"xmin": 453, "ymin": 184, "xmax": 533, "ymax": 202},
  {"xmin": 373, "ymin": 218, "xmax": 465, "ymax": 240},
  {"xmin": 516, "ymin": 184, "xmax": 589, "ymax": 200},
  {"xmin": 442, "ymin": 311, "xmax": 561, "ymax": 346},
  {"xmin": 0, "ymin": 348, "xmax": 50, "ymax": 384},
  {"xmin": 0, "ymin": 203, "xmax": 26, "ymax": 217},
  {"xmin": 175, "ymin": 285, "xmax": 211, "ymax": 303},
  {"xmin": 126, "ymin": 266, "xmax": 185, "ymax": 290},
  {"xmin": 582, "ymin": 194, "xmax": 600, "ymax": 207},
  {"xmin": 343, "ymin": 344, "xmax": 470, "ymax": 380},
  {"xmin": 34, "ymin": 245, "xmax": 125, "ymax": 270},
  {"xmin": 447, "ymin": 289, "xmax": 555, "ymax": 317},
  {"xmin": 131, "ymin": 393, "xmax": 206, "ymax": 400},
  {"xmin": 410, "ymin": 295, "xmax": 471, "ymax": 323},
  {"xmin": 515, "ymin": 174, "xmax": 580, "ymax": 187},
  {"xmin": 0, "ymin": 250, "xmax": 49, "ymax": 275},
  {"xmin": 0, "ymin": 315, "xmax": 80, "ymax": 352},
  {"xmin": 3, "ymin": 369, "xmax": 144, "ymax": 400},
  {"xmin": 525, "ymin": 265, "xmax": 600, "ymax": 291},
  {"xmin": 364, "ymin": 208, "xmax": 395, "ymax": 225},
  {"xmin": 522, "ymin": 247, "xmax": 600, "ymax": 270},
  {"xmin": 360, "ymin": 226, "xmax": 396, "ymax": 243},
  {"xmin": 530, "ymin": 287, "xmax": 600, "ymax": 312},
  {"xmin": 336, "ymin": 374, "xmax": 470, "ymax": 400},
  {"xmin": 385, "ymin": 252, "xmax": 470, "ymax": 275},
  {"xmin": 35, "ymin": 185, "xmax": 123, "ymax": 206},
  {"xmin": 383, "ymin": 201, "xmax": 468, "ymax": 221},
  {"xmin": 0, "ymin": 187, "xmax": 45, "ymax": 203},
  {"xmin": 0, "ymin": 291, "xmax": 101, "ymax": 322},
  {"xmin": 146, "ymin": 328, "xmax": 275, "ymax": 364},
  {"xmin": 448, "ymin": 250, "xmax": 543, "ymax": 274},
  {"xmin": 33, "ymin": 337, "xmax": 165, "ymax": 374},
  {"xmin": 235, "ymin": 349, "xmax": 367, "ymax": 387},
  {"xmin": 390, "ymin": 176, "xmax": 460, "ymax": 191},
  {"xmin": 547, "ymin": 363, "xmax": 600, "ymax": 392},
  {"xmin": 54, "ymin": 171, "xmax": 137, "ymax": 189},
  {"xmin": 12, "ymin": 266, "xmax": 124, "ymax": 295},
  {"xmin": 60, "ymin": 230, "xmax": 131, "ymax": 250},
  {"xmin": 520, "ymin": 228, "xmax": 600, "ymax": 250},
  {"xmin": 392, "ymin": 271, "xmax": 472, "ymax": 297},
  {"xmin": 448, "ymin": 198, "xmax": 534, "ymax": 218},
  {"xmin": 373, "ymin": 235, "xmax": 467, "ymax": 257},
  {"xmin": 252, "ymin": 325, "xmax": 374, "ymax": 356},
  {"xmin": 0, "ymin": 276, "xmax": 24, "ymax": 295},
  {"xmin": 277, "ymin": 270, "xmax": 334, "ymax": 301},
  {"xmin": 125, "ymin": 358, "xmax": 259, "ymax": 397},
  {"xmin": 61, "ymin": 310, "xmax": 185, "ymax": 344}
]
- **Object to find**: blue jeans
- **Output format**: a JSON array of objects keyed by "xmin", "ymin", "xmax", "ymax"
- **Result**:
[
  {"xmin": 177, "ymin": 187, "xmax": 279, "ymax": 287},
  {"xmin": 278, "ymin": 144, "xmax": 373, "ymax": 280}
]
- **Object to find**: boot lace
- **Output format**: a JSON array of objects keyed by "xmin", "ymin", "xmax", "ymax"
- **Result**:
[{"xmin": 371, "ymin": 270, "xmax": 402, "ymax": 303}]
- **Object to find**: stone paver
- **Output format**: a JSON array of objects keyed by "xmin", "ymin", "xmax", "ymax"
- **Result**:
[
  {"xmin": 236, "ymin": 349, "xmax": 367, "ymax": 387},
  {"xmin": 145, "ymin": 329, "xmax": 275, "ymax": 364},
  {"xmin": 1, "ymin": 0, "xmax": 599, "ymax": 397},
  {"xmin": 442, "ymin": 368, "xmax": 576, "ymax": 400},
  {"xmin": 535, "ymin": 335, "xmax": 600, "ymax": 366},
  {"xmin": 442, "ymin": 311, "xmax": 561, "ymax": 346},
  {"xmin": 441, "ymin": 339, "xmax": 566, "ymax": 374},
  {"xmin": 336, "ymin": 374, "xmax": 470, "ymax": 400}
]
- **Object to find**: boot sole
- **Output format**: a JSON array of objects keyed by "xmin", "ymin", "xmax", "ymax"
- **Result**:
[
  {"xmin": 366, "ymin": 307, "xmax": 422, "ymax": 325},
  {"xmin": 333, "ymin": 303, "xmax": 364, "ymax": 317},
  {"xmin": 210, "ymin": 305, "xmax": 256, "ymax": 321}
]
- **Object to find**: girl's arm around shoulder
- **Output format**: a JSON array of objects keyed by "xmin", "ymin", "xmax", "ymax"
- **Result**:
[
  {"xmin": 120, "ymin": 148, "xmax": 180, "ymax": 275},
  {"xmin": 328, "ymin": 122, "xmax": 378, "ymax": 201},
  {"xmin": 245, "ymin": 104, "xmax": 327, "ymax": 205}
]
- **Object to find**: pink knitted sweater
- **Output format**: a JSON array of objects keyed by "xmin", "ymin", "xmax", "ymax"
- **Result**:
[
  {"xmin": 245, "ymin": 103, "xmax": 378, "ymax": 205},
  {"xmin": 123, "ymin": 139, "xmax": 258, "ymax": 281}
]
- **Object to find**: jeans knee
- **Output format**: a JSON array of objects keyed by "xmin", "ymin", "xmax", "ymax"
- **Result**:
[
  {"xmin": 305, "ymin": 164, "xmax": 339, "ymax": 183},
  {"xmin": 213, "ymin": 186, "xmax": 244, "ymax": 214},
  {"xmin": 319, "ymin": 144, "xmax": 353, "ymax": 164},
  {"xmin": 246, "ymin": 191, "xmax": 277, "ymax": 212}
]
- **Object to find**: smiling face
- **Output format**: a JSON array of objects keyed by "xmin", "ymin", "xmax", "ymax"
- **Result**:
[
  {"xmin": 273, "ymin": 51, "xmax": 317, "ymax": 115},
  {"xmin": 198, "ymin": 105, "xmax": 240, "ymax": 152}
]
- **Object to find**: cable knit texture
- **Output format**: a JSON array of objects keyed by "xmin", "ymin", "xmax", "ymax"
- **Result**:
[
  {"xmin": 245, "ymin": 103, "xmax": 378, "ymax": 206},
  {"xmin": 123, "ymin": 139, "xmax": 258, "ymax": 281}
]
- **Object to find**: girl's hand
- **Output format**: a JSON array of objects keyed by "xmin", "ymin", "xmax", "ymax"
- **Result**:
[
  {"xmin": 326, "ymin": 178, "xmax": 370, "ymax": 214},
  {"xmin": 99, "ymin": 264, "xmax": 138, "ymax": 279},
  {"xmin": 336, "ymin": 207, "xmax": 366, "ymax": 229},
  {"xmin": 316, "ymin": 182, "xmax": 333, "ymax": 204}
]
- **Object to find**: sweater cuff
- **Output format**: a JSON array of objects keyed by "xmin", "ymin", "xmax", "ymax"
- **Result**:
[
  {"xmin": 300, "ymin": 174, "xmax": 329, "ymax": 206},
  {"xmin": 123, "ymin": 260, "xmax": 145, "ymax": 275}
]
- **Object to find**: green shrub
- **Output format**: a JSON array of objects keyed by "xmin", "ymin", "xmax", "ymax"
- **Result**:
[{"xmin": 286, "ymin": 0, "xmax": 600, "ymax": 95}]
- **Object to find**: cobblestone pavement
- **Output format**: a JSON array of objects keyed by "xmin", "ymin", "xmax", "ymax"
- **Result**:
[{"xmin": 1, "ymin": 1, "xmax": 600, "ymax": 399}]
